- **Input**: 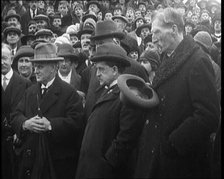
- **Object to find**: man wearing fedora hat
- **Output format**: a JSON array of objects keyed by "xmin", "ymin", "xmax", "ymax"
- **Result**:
[
  {"xmin": 11, "ymin": 43, "xmax": 84, "ymax": 179},
  {"xmin": 4, "ymin": 9, "xmax": 22, "ymax": 29},
  {"xmin": 75, "ymin": 42, "xmax": 146, "ymax": 179},
  {"xmin": 2, "ymin": 43, "xmax": 31, "ymax": 179},
  {"xmin": 57, "ymin": 43, "xmax": 81, "ymax": 91},
  {"xmin": 35, "ymin": 28, "xmax": 54, "ymax": 43},
  {"xmin": 3, "ymin": 26, "xmax": 22, "ymax": 59}
]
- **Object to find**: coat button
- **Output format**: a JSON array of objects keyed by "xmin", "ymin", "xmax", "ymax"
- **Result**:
[
  {"xmin": 155, "ymin": 124, "xmax": 158, "ymax": 128},
  {"xmin": 159, "ymin": 113, "xmax": 162, "ymax": 117},
  {"xmin": 26, "ymin": 149, "xmax": 31, "ymax": 156},
  {"xmin": 25, "ymin": 169, "xmax": 31, "ymax": 176},
  {"xmin": 145, "ymin": 120, "xmax": 149, "ymax": 125}
]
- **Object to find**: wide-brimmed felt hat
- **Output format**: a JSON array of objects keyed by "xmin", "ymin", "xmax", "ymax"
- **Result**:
[
  {"xmin": 13, "ymin": 45, "xmax": 34, "ymax": 65},
  {"xmin": 90, "ymin": 20, "xmax": 125, "ymax": 40},
  {"xmin": 77, "ymin": 23, "xmax": 94, "ymax": 39},
  {"xmin": 57, "ymin": 43, "xmax": 80, "ymax": 61},
  {"xmin": 117, "ymin": 74, "xmax": 159, "ymax": 108},
  {"xmin": 112, "ymin": 15, "xmax": 128, "ymax": 24},
  {"xmin": 133, "ymin": 16, "xmax": 146, "ymax": 29},
  {"xmin": 3, "ymin": 26, "xmax": 22, "ymax": 37},
  {"xmin": 30, "ymin": 43, "xmax": 64, "ymax": 62},
  {"xmin": 35, "ymin": 29, "xmax": 53, "ymax": 37},
  {"xmin": 139, "ymin": 49, "xmax": 161, "ymax": 67},
  {"xmin": 90, "ymin": 42, "xmax": 130, "ymax": 67},
  {"xmin": 21, "ymin": 33, "xmax": 36, "ymax": 45},
  {"xmin": 86, "ymin": 1, "xmax": 101, "ymax": 11},
  {"xmin": 5, "ymin": 9, "xmax": 21, "ymax": 22},
  {"xmin": 136, "ymin": 23, "xmax": 151, "ymax": 37},
  {"xmin": 197, "ymin": 0, "xmax": 208, "ymax": 9}
]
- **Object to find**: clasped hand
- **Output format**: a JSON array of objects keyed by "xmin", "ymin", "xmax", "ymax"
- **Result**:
[{"xmin": 23, "ymin": 115, "xmax": 51, "ymax": 133}]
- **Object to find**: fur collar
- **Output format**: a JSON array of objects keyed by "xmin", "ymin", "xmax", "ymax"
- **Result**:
[{"xmin": 152, "ymin": 36, "xmax": 199, "ymax": 89}]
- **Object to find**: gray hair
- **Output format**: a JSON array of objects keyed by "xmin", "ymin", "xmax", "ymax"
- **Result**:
[{"xmin": 151, "ymin": 7, "xmax": 185, "ymax": 33}]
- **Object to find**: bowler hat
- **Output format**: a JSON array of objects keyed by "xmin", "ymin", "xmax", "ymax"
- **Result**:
[
  {"xmin": 57, "ymin": 43, "xmax": 80, "ymax": 61},
  {"xmin": 136, "ymin": 23, "xmax": 151, "ymax": 37},
  {"xmin": 5, "ymin": 9, "xmax": 21, "ymax": 22},
  {"xmin": 112, "ymin": 15, "xmax": 128, "ymax": 24},
  {"xmin": 3, "ymin": 26, "xmax": 21, "ymax": 37},
  {"xmin": 90, "ymin": 42, "xmax": 130, "ymax": 67},
  {"xmin": 77, "ymin": 23, "xmax": 94, "ymax": 39},
  {"xmin": 21, "ymin": 33, "xmax": 36, "ymax": 45},
  {"xmin": 133, "ymin": 17, "xmax": 146, "ymax": 29},
  {"xmin": 117, "ymin": 74, "xmax": 159, "ymax": 108},
  {"xmin": 30, "ymin": 43, "xmax": 64, "ymax": 62},
  {"xmin": 90, "ymin": 20, "xmax": 125, "ymax": 40},
  {"xmin": 82, "ymin": 12, "xmax": 98, "ymax": 23},
  {"xmin": 31, "ymin": 39, "xmax": 48, "ymax": 49},
  {"xmin": 194, "ymin": 31, "xmax": 212, "ymax": 53},
  {"xmin": 86, "ymin": 1, "xmax": 101, "ymax": 11},
  {"xmin": 34, "ymin": 14, "xmax": 50, "ymax": 24},
  {"xmin": 13, "ymin": 45, "xmax": 34, "ymax": 66},
  {"xmin": 35, "ymin": 29, "xmax": 53, "ymax": 37}
]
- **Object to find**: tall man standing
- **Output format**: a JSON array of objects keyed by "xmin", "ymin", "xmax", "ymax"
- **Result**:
[
  {"xmin": 11, "ymin": 43, "xmax": 84, "ymax": 179},
  {"xmin": 134, "ymin": 7, "xmax": 220, "ymax": 178},
  {"xmin": 76, "ymin": 43, "xmax": 146, "ymax": 179}
]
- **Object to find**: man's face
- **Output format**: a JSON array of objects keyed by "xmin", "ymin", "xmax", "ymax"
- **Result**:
[
  {"xmin": 53, "ymin": 18, "xmax": 62, "ymax": 27},
  {"xmin": 7, "ymin": 17, "xmax": 19, "ymax": 26},
  {"xmin": 126, "ymin": 9, "xmax": 135, "ymax": 22},
  {"xmin": 214, "ymin": 20, "xmax": 221, "ymax": 31},
  {"xmin": 81, "ymin": 33, "xmax": 91, "ymax": 51},
  {"xmin": 185, "ymin": 25, "xmax": 193, "ymax": 34},
  {"xmin": 6, "ymin": 32, "xmax": 20, "ymax": 45},
  {"xmin": 144, "ymin": 15, "xmax": 151, "ymax": 24},
  {"xmin": 29, "ymin": 1, "xmax": 37, "ymax": 10},
  {"xmin": 151, "ymin": 18, "xmax": 174, "ymax": 53},
  {"xmin": 58, "ymin": 4, "xmax": 68, "ymax": 16},
  {"xmin": 135, "ymin": 10, "xmax": 142, "ymax": 18},
  {"xmin": 136, "ymin": 19, "xmax": 144, "ymax": 28},
  {"xmin": 102, "ymin": 0, "xmax": 110, "ymax": 9},
  {"xmin": 75, "ymin": 6, "xmax": 83, "ymax": 17},
  {"xmin": 28, "ymin": 24, "xmax": 37, "ymax": 33},
  {"xmin": 129, "ymin": 51, "xmax": 139, "ymax": 61},
  {"xmin": 187, "ymin": 10, "xmax": 193, "ymax": 18},
  {"xmin": 201, "ymin": 12, "xmax": 209, "ymax": 21},
  {"xmin": 95, "ymin": 61, "xmax": 116, "ymax": 86},
  {"xmin": 1, "ymin": 46, "xmax": 12, "ymax": 75},
  {"xmin": 104, "ymin": 12, "xmax": 113, "ymax": 20},
  {"xmin": 89, "ymin": 4, "xmax": 99, "ymax": 14},
  {"xmin": 59, "ymin": 58, "xmax": 72, "ymax": 75},
  {"xmin": 113, "ymin": 9, "xmax": 122, "ymax": 16},
  {"xmin": 145, "ymin": 42, "xmax": 157, "ymax": 51},
  {"xmin": 139, "ymin": 59, "xmax": 152, "ymax": 73},
  {"xmin": 46, "ymin": 6, "xmax": 54, "ymax": 16},
  {"xmin": 191, "ymin": 15, "xmax": 198, "ymax": 24},
  {"xmin": 70, "ymin": 35, "xmax": 79, "ymax": 45},
  {"xmin": 33, "ymin": 62, "xmax": 56, "ymax": 85},
  {"xmin": 38, "ymin": 1, "xmax": 45, "ymax": 9},
  {"xmin": 114, "ymin": 18, "xmax": 126, "ymax": 32},
  {"xmin": 36, "ymin": 20, "xmax": 48, "ymax": 31},
  {"xmin": 139, "ymin": 4, "xmax": 146, "ymax": 13},
  {"xmin": 141, "ymin": 27, "xmax": 150, "ymax": 39},
  {"xmin": 17, "ymin": 57, "xmax": 33, "ymax": 78},
  {"xmin": 97, "ymin": 11, "xmax": 103, "ymax": 21}
]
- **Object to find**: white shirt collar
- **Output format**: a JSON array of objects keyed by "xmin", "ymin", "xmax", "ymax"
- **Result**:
[
  {"xmin": 30, "ymin": 8, "xmax": 37, "ymax": 15},
  {"xmin": 2, "ymin": 68, "xmax": 13, "ymax": 85},
  {"xmin": 109, "ymin": 79, "xmax": 117, "ymax": 88},
  {"xmin": 41, "ymin": 77, "xmax": 55, "ymax": 89},
  {"xmin": 58, "ymin": 70, "xmax": 72, "ymax": 84}
]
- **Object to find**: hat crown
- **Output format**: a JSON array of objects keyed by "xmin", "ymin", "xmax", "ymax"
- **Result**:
[
  {"xmin": 194, "ymin": 31, "xmax": 212, "ymax": 49},
  {"xmin": 140, "ymin": 49, "xmax": 160, "ymax": 63},
  {"xmin": 57, "ymin": 43, "xmax": 77, "ymax": 57},
  {"xmin": 33, "ymin": 43, "xmax": 61, "ymax": 61},
  {"xmin": 95, "ymin": 20, "xmax": 118, "ymax": 36},
  {"xmin": 96, "ymin": 43, "xmax": 127, "ymax": 57}
]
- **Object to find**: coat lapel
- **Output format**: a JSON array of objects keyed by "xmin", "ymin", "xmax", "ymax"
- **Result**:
[
  {"xmin": 40, "ymin": 77, "xmax": 61, "ymax": 114},
  {"xmin": 152, "ymin": 36, "xmax": 199, "ymax": 89}
]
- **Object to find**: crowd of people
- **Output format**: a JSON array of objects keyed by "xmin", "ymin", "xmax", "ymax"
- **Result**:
[{"xmin": 1, "ymin": 0, "xmax": 221, "ymax": 178}]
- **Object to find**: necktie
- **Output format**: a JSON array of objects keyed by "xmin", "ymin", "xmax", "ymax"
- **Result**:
[
  {"xmin": 2, "ymin": 76, "xmax": 7, "ymax": 91},
  {"xmin": 41, "ymin": 87, "xmax": 48, "ymax": 98},
  {"xmin": 12, "ymin": 50, "xmax": 14, "ymax": 56},
  {"xmin": 32, "ymin": 10, "xmax": 35, "ymax": 18}
]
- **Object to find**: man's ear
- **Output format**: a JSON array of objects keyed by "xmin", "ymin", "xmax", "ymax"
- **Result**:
[
  {"xmin": 112, "ymin": 65, "xmax": 119, "ymax": 74},
  {"xmin": 171, "ymin": 24, "xmax": 178, "ymax": 34}
]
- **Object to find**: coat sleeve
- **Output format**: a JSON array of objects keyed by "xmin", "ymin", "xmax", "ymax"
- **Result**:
[
  {"xmin": 168, "ymin": 55, "xmax": 220, "ymax": 155},
  {"xmin": 48, "ymin": 90, "xmax": 84, "ymax": 143},
  {"xmin": 104, "ymin": 104, "xmax": 146, "ymax": 168}
]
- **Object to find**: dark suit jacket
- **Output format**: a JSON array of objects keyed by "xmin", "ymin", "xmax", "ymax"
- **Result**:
[
  {"xmin": 75, "ymin": 85, "xmax": 146, "ymax": 179},
  {"xmin": 1, "ymin": 71, "xmax": 31, "ymax": 179},
  {"xmin": 11, "ymin": 75, "xmax": 84, "ymax": 179}
]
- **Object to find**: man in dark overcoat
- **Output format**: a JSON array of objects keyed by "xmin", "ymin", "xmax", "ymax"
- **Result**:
[
  {"xmin": 1, "ymin": 43, "xmax": 31, "ymax": 179},
  {"xmin": 11, "ymin": 43, "xmax": 84, "ymax": 179},
  {"xmin": 75, "ymin": 43, "xmax": 146, "ymax": 179},
  {"xmin": 134, "ymin": 7, "xmax": 221, "ymax": 178}
]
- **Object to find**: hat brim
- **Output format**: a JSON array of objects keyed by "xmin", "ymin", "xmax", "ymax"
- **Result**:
[
  {"xmin": 117, "ymin": 74, "xmax": 159, "ymax": 108},
  {"xmin": 112, "ymin": 16, "xmax": 128, "ymax": 24},
  {"xmin": 91, "ymin": 55, "xmax": 130, "ymax": 67},
  {"xmin": 82, "ymin": 14, "xmax": 98, "ymax": 23},
  {"xmin": 90, "ymin": 32, "xmax": 125, "ymax": 40},
  {"xmin": 136, "ymin": 24, "xmax": 151, "ymax": 37},
  {"xmin": 13, "ymin": 52, "xmax": 34, "ymax": 63},
  {"xmin": 30, "ymin": 57, "xmax": 64, "ymax": 62},
  {"xmin": 4, "ymin": 28, "xmax": 21, "ymax": 36},
  {"xmin": 58, "ymin": 54, "xmax": 80, "ymax": 61},
  {"xmin": 78, "ymin": 29, "xmax": 94, "ymax": 39},
  {"xmin": 5, "ymin": 14, "xmax": 21, "ymax": 22}
]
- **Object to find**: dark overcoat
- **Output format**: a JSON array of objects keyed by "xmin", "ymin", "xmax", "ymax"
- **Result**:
[
  {"xmin": 11, "ymin": 75, "xmax": 84, "ymax": 179},
  {"xmin": 1, "ymin": 71, "xmax": 31, "ymax": 179},
  {"xmin": 134, "ymin": 36, "xmax": 220, "ymax": 178},
  {"xmin": 76, "ymin": 85, "xmax": 146, "ymax": 179}
]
